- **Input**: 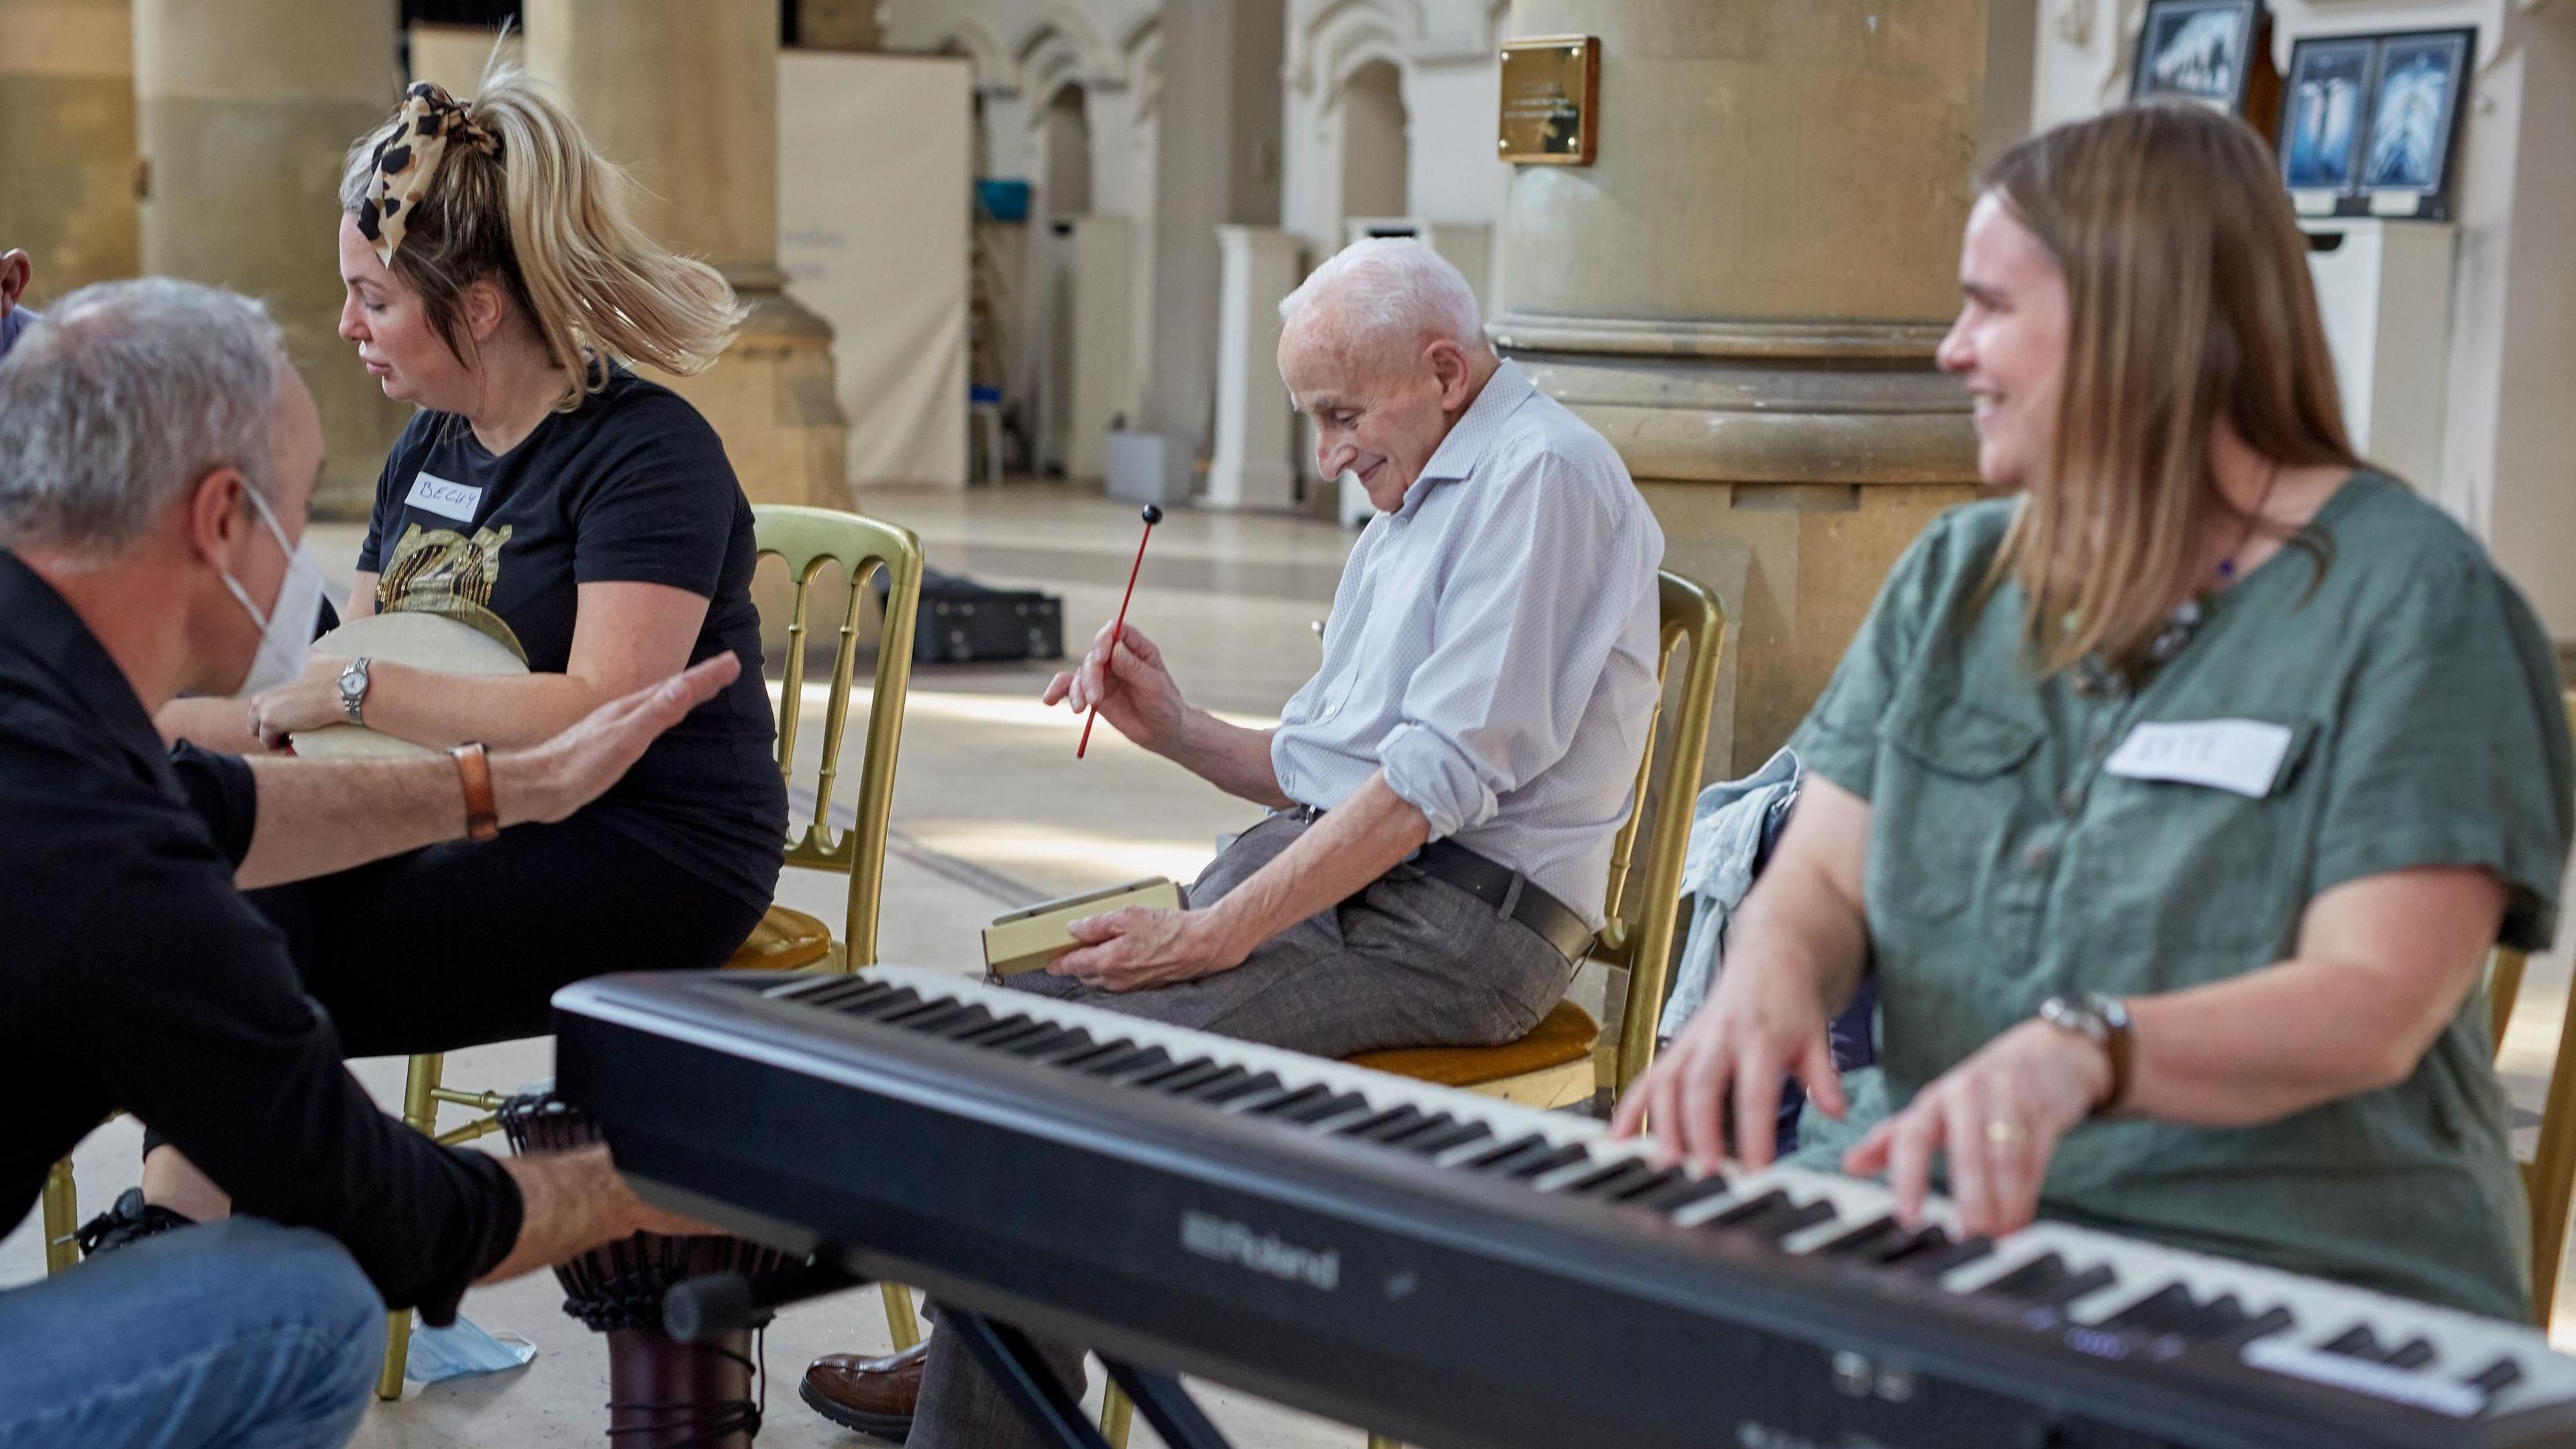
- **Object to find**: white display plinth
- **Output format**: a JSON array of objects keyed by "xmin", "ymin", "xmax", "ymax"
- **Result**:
[
  {"xmin": 1207, "ymin": 225, "xmax": 1305, "ymax": 512},
  {"xmin": 2302, "ymin": 219, "xmax": 2455, "ymax": 494}
]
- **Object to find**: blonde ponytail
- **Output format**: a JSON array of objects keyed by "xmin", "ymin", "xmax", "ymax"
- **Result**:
[{"xmin": 339, "ymin": 57, "xmax": 746, "ymax": 409}]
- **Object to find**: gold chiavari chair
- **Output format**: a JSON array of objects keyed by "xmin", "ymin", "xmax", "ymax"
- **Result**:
[
  {"xmin": 371, "ymin": 504, "xmax": 927, "ymax": 1397},
  {"xmin": 1100, "ymin": 570, "xmax": 1725, "ymax": 1449},
  {"xmin": 2486, "ymin": 689, "xmax": 2576, "ymax": 1332}
]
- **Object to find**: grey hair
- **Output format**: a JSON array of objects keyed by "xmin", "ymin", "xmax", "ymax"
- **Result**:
[
  {"xmin": 0, "ymin": 278, "xmax": 284, "ymax": 560},
  {"xmin": 1278, "ymin": 237, "xmax": 1490, "ymax": 359}
]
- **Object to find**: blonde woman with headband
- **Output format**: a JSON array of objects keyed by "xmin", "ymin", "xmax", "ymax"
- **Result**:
[
  {"xmin": 1617, "ymin": 104, "xmax": 2571, "ymax": 1322},
  {"xmin": 120, "ymin": 68, "xmax": 788, "ymax": 1238}
]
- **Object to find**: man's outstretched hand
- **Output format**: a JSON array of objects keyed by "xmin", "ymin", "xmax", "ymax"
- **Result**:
[{"xmin": 493, "ymin": 653, "xmax": 741, "ymax": 828}]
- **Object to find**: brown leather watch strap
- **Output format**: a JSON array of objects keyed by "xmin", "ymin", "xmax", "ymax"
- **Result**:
[{"xmin": 449, "ymin": 741, "xmax": 500, "ymax": 843}]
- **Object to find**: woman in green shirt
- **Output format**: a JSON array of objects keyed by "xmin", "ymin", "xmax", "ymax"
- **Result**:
[{"xmin": 1615, "ymin": 105, "xmax": 2571, "ymax": 1320}]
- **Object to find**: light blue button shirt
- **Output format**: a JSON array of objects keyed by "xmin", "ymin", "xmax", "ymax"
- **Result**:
[{"xmin": 1271, "ymin": 360, "xmax": 1664, "ymax": 926}]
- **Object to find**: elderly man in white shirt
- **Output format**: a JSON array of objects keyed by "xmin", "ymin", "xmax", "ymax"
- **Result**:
[{"xmin": 804, "ymin": 238, "xmax": 1666, "ymax": 1446}]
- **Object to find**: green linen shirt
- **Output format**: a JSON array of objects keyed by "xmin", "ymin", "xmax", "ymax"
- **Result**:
[{"xmin": 1788, "ymin": 471, "xmax": 2572, "ymax": 1321}]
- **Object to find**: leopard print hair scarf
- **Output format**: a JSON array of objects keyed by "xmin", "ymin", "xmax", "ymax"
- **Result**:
[{"xmin": 353, "ymin": 82, "xmax": 502, "ymax": 266}]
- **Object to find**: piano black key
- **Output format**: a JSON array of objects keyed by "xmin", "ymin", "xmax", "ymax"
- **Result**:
[
  {"xmin": 1335, "ymin": 1106, "xmax": 1428, "ymax": 1140},
  {"xmin": 1503, "ymin": 1143, "xmax": 1594, "ymax": 1181},
  {"xmin": 1979, "ymin": 1256, "xmax": 2116, "ymax": 1309},
  {"xmin": 1012, "ymin": 1028, "xmax": 1097, "ymax": 1061},
  {"xmin": 2466, "ymin": 1357, "xmax": 2524, "ymax": 1395},
  {"xmin": 1358, "ymin": 1110, "xmax": 1446, "ymax": 1144},
  {"xmin": 2385, "ymin": 1338, "xmax": 2436, "ymax": 1371},
  {"xmin": 1459, "ymin": 1136, "xmax": 1550, "ymax": 1171},
  {"xmin": 1080, "ymin": 1046, "xmax": 1173, "ymax": 1080},
  {"xmin": 2178, "ymin": 1293, "xmax": 2249, "ymax": 1342},
  {"xmin": 1805, "ymin": 1216, "xmax": 1902, "ymax": 1257},
  {"xmin": 959, "ymin": 1018, "xmax": 1054, "ymax": 1050},
  {"xmin": 1000, "ymin": 1025, "xmax": 1079, "ymax": 1057},
  {"xmin": 1743, "ymin": 1199, "xmax": 1839, "ymax": 1242},
  {"xmin": 2103, "ymin": 1284, "xmax": 2198, "ymax": 1336},
  {"xmin": 799, "ymin": 979, "xmax": 900, "ymax": 1012},
  {"xmin": 1179, "ymin": 1067, "xmax": 1265, "ymax": 1103},
  {"xmin": 1631, "ymin": 1173, "xmax": 1735, "ymax": 1215},
  {"xmin": 2322, "ymin": 1326, "xmax": 2385, "ymax": 1360},
  {"xmin": 879, "ymin": 998, "xmax": 963, "ymax": 1027},
  {"xmin": 926, "ymin": 1006, "xmax": 1001, "ymax": 1038},
  {"xmin": 1706, "ymin": 1190, "xmax": 1791, "ymax": 1227},
  {"xmin": 1279, "ymin": 1091, "xmax": 1371, "ymax": 1125},
  {"xmin": 1399, "ymin": 1121, "xmax": 1491, "ymax": 1157},
  {"xmin": 1894, "ymin": 1233, "xmax": 1992, "ymax": 1277},
  {"xmin": 821, "ymin": 984, "xmax": 920, "ymax": 1018},
  {"xmin": 1607, "ymin": 1166, "xmax": 1690, "ymax": 1203},
  {"xmin": 2210, "ymin": 1305, "xmax": 2298, "ymax": 1350},
  {"xmin": 1564, "ymin": 1161, "xmax": 1664, "ymax": 1199},
  {"xmin": 1135, "ymin": 1060, "xmax": 1231, "ymax": 1094},
  {"xmin": 1242, "ymin": 1085, "xmax": 1333, "ymax": 1118}
]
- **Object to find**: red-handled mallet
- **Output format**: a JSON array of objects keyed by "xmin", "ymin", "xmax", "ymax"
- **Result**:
[{"xmin": 1077, "ymin": 503, "xmax": 1163, "ymax": 759}]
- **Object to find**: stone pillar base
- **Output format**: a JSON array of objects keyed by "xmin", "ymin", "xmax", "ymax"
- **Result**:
[
  {"xmin": 1497, "ymin": 315, "xmax": 1982, "ymax": 777},
  {"xmin": 661, "ymin": 285, "xmax": 849, "ymax": 511}
]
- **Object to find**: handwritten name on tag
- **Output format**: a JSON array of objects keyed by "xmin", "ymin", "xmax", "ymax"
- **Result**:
[
  {"xmin": 2104, "ymin": 719, "xmax": 2296, "ymax": 799},
  {"xmin": 405, "ymin": 472, "xmax": 482, "ymax": 523}
]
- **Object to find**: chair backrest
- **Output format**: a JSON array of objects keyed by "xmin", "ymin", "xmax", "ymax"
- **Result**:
[
  {"xmin": 1593, "ymin": 570, "xmax": 1727, "ymax": 1098},
  {"xmin": 753, "ymin": 504, "xmax": 926, "ymax": 971},
  {"xmin": 2485, "ymin": 688, "xmax": 2576, "ymax": 1328}
]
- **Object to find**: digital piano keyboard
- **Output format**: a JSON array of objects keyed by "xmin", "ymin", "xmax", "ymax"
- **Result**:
[{"xmin": 554, "ymin": 966, "xmax": 2576, "ymax": 1449}]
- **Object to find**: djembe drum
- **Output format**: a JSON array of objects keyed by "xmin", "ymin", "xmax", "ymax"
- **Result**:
[{"xmin": 498, "ymin": 1089, "xmax": 794, "ymax": 1447}]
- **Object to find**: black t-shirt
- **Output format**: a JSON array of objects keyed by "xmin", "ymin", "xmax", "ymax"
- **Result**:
[
  {"xmin": 356, "ymin": 369, "xmax": 785, "ymax": 911},
  {"xmin": 0, "ymin": 553, "xmax": 521, "ymax": 1322}
]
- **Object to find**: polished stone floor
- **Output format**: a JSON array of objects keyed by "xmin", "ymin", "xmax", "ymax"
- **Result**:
[{"xmin": 7, "ymin": 479, "xmax": 2575, "ymax": 1447}]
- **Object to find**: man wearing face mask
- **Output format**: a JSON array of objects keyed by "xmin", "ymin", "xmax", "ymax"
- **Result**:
[{"xmin": 0, "ymin": 279, "xmax": 748, "ymax": 1449}]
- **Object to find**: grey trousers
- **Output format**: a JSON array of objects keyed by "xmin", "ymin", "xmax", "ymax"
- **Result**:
[{"xmin": 907, "ymin": 812, "xmax": 1578, "ymax": 1449}]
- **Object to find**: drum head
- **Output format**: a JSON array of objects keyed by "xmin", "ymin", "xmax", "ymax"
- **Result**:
[{"xmin": 290, "ymin": 612, "xmax": 530, "ymax": 760}]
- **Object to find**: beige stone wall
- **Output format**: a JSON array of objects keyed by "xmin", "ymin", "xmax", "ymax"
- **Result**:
[
  {"xmin": 135, "ymin": 0, "xmax": 408, "ymax": 520},
  {"xmin": 0, "ymin": 0, "xmax": 140, "ymax": 303},
  {"xmin": 1499, "ymin": 0, "xmax": 1990, "ymax": 775}
]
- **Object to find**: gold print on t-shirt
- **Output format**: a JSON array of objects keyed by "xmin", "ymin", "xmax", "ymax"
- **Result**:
[{"xmin": 374, "ymin": 522, "xmax": 530, "ymax": 663}]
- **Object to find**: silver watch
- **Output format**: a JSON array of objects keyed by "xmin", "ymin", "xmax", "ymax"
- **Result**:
[{"xmin": 337, "ymin": 656, "xmax": 372, "ymax": 726}]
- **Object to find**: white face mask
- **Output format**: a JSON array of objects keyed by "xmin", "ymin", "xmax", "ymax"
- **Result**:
[{"xmin": 216, "ymin": 485, "xmax": 327, "ymax": 698}]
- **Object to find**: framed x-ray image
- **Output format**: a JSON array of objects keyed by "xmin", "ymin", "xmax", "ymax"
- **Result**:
[
  {"xmin": 2359, "ymin": 30, "xmax": 2473, "ymax": 216},
  {"xmin": 2132, "ymin": 0, "xmax": 2261, "ymax": 110},
  {"xmin": 2280, "ymin": 37, "xmax": 2373, "ymax": 197}
]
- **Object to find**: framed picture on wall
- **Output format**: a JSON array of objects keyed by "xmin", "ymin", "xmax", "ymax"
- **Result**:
[
  {"xmin": 2281, "ymin": 37, "xmax": 2374, "ymax": 196},
  {"xmin": 2132, "ymin": 0, "xmax": 2262, "ymax": 110},
  {"xmin": 2275, "ymin": 28, "xmax": 2476, "ymax": 220},
  {"xmin": 2359, "ymin": 30, "xmax": 2473, "ymax": 215}
]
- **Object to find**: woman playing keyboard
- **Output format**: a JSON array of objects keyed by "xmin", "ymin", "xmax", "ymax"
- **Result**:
[{"xmin": 1615, "ymin": 104, "xmax": 2571, "ymax": 1322}]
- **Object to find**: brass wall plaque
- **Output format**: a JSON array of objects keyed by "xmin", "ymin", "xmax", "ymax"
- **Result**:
[{"xmin": 1498, "ymin": 34, "xmax": 1599, "ymax": 166}]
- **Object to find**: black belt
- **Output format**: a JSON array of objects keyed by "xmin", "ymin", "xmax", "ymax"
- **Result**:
[
  {"xmin": 1411, "ymin": 839, "xmax": 1595, "ymax": 962},
  {"xmin": 1281, "ymin": 806, "xmax": 1592, "ymax": 961}
]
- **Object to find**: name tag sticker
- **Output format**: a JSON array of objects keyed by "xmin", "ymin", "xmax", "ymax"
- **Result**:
[
  {"xmin": 405, "ymin": 472, "xmax": 482, "ymax": 524},
  {"xmin": 2104, "ymin": 719, "xmax": 2296, "ymax": 798}
]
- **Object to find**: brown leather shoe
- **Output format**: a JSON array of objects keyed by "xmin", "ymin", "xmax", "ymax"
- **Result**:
[{"xmin": 800, "ymin": 1338, "xmax": 928, "ymax": 1441}]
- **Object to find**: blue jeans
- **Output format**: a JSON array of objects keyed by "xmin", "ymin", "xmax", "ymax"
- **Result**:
[{"xmin": 0, "ymin": 1218, "xmax": 386, "ymax": 1449}]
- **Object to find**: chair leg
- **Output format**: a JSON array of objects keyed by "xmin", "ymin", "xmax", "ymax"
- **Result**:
[
  {"xmin": 42, "ymin": 1157, "xmax": 78, "ymax": 1276},
  {"xmin": 1101, "ymin": 1380, "xmax": 1133, "ymax": 1448},
  {"xmin": 881, "ymin": 1280, "xmax": 922, "ymax": 1350},
  {"xmin": 378, "ymin": 1053, "xmax": 446, "ymax": 1401}
]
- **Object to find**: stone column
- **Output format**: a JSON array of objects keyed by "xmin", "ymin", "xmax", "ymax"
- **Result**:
[
  {"xmin": 0, "ymin": 0, "xmax": 140, "ymax": 302},
  {"xmin": 1496, "ymin": 1, "xmax": 1991, "ymax": 774},
  {"xmin": 135, "ymin": 0, "xmax": 405, "ymax": 519},
  {"xmin": 1207, "ymin": 224, "xmax": 1303, "ymax": 509},
  {"xmin": 525, "ymin": 0, "xmax": 847, "ymax": 509}
]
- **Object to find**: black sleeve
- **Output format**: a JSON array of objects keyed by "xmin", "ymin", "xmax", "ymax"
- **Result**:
[
  {"xmin": 36, "ymin": 787, "xmax": 522, "ymax": 1323},
  {"xmin": 165, "ymin": 743, "xmax": 257, "ymax": 869},
  {"xmin": 569, "ymin": 394, "xmax": 743, "ymax": 597}
]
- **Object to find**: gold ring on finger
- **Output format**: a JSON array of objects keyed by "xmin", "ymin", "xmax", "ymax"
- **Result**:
[{"xmin": 1984, "ymin": 1119, "xmax": 2029, "ymax": 1146}]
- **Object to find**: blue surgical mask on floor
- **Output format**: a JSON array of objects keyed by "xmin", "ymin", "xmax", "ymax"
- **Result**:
[{"xmin": 404, "ymin": 1313, "xmax": 538, "ymax": 1383}]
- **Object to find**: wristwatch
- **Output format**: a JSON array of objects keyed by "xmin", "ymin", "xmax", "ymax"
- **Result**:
[
  {"xmin": 2037, "ymin": 993, "xmax": 2134, "ymax": 1116},
  {"xmin": 337, "ymin": 656, "xmax": 372, "ymax": 726}
]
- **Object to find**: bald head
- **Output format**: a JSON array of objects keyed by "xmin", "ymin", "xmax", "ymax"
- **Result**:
[{"xmin": 1277, "ymin": 239, "xmax": 1499, "ymax": 515}]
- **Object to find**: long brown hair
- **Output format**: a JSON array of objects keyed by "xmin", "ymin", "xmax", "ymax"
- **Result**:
[
  {"xmin": 1984, "ymin": 104, "xmax": 2357, "ymax": 676},
  {"xmin": 338, "ymin": 57, "xmax": 745, "ymax": 410}
]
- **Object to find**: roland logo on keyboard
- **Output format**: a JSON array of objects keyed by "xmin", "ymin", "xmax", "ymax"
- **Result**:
[{"xmin": 1180, "ymin": 1210, "xmax": 1340, "ymax": 1292}]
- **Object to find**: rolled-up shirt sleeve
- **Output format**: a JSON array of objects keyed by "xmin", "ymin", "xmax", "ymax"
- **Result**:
[{"xmin": 1379, "ymin": 451, "xmax": 1653, "ymax": 840}]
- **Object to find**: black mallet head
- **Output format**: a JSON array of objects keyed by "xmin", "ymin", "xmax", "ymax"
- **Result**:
[{"xmin": 1141, "ymin": 504, "xmax": 1164, "ymax": 525}]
